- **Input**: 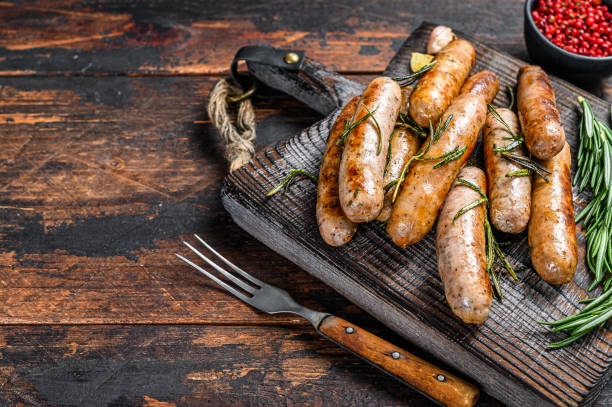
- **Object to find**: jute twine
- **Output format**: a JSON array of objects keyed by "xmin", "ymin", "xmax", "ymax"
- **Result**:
[{"xmin": 207, "ymin": 78, "xmax": 256, "ymax": 172}]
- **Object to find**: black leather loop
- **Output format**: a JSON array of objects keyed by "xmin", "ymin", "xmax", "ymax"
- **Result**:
[{"xmin": 230, "ymin": 45, "xmax": 305, "ymax": 90}]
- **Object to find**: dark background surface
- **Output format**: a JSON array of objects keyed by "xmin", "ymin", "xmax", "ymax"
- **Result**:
[{"xmin": 0, "ymin": 1, "xmax": 609, "ymax": 406}]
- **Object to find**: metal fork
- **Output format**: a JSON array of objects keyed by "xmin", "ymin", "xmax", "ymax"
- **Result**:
[{"xmin": 177, "ymin": 235, "xmax": 479, "ymax": 407}]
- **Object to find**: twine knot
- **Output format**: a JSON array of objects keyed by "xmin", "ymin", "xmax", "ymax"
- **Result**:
[{"xmin": 207, "ymin": 78, "xmax": 257, "ymax": 171}]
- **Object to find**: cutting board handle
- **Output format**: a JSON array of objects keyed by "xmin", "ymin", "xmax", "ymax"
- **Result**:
[
  {"xmin": 247, "ymin": 53, "xmax": 365, "ymax": 115},
  {"xmin": 317, "ymin": 315, "xmax": 479, "ymax": 407}
]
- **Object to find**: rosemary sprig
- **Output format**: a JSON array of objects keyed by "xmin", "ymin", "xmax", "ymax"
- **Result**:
[
  {"xmin": 384, "ymin": 128, "xmax": 395, "ymax": 176},
  {"xmin": 500, "ymin": 152, "xmax": 551, "ymax": 182},
  {"xmin": 540, "ymin": 97, "xmax": 612, "ymax": 348},
  {"xmin": 493, "ymin": 139, "xmax": 522, "ymax": 153},
  {"xmin": 487, "ymin": 103, "xmax": 521, "ymax": 141},
  {"xmin": 390, "ymin": 115, "xmax": 454, "ymax": 202},
  {"xmin": 392, "ymin": 61, "xmax": 436, "ymax": 87},
  {"xmin": 506, "ymin": 169, "xmax": 531, "ymax": 177},
  {"xmin": 266, "ymin": 169, "xmax": 318, "ymax": 197},
  {"xmin": 335, "ymin": 104, "xmax": 380, "ymax": 147},
  {"xmin": 506, "ymin": 85, "xmax": 514, "ymax": 110},
  {"xmin": 453, "ymin": 198, "xmax": 487, "ymax": 224},
  {"xmin": 361, "ymin": 103, "xmax": 383, "ymax": 155},
  {"xmin": 384, "ymin": 179, "xmax": 398, "ymax": 193},
  {"xmin": 397, "ymin": 112, "xmax": 427, "ymax": 138},
  {"xmin": 432, "ymin": 146, "xmax": 466, "ymax": 169},
  {"xmin": 456, "ymin": 178, "xmax": 487, "ymax": 199}
]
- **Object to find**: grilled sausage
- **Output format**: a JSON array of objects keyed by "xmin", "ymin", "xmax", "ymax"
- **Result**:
[
  {"xmin": 317, "ymin": 96, "xmax": 360, "ymax": 246},
  {"xmin": 528, "ymin": 142, "xmax": 577, "ymax": 285},
  {"xmin": 427, "ymin": 25, "xmax": 454, "ymax": 55},
  {"xmin": 387, "ymin": 91, "xmax": 488, "ymax": 246},
  {"xmin": 459, "ymin": 71, "xmax": 500, "ymax": 104},
  {"xmin": 436, "ymin": 167, "xmax": 491, "ymax": 324},
  {"xmin": 409, "ymin": 39, "xmax": 475, "ymax": 127},
  {"xmin": 483, "ymin": 108, "xmax": 531, "ymax": 234},
  {"xmin": 339, "ymin": 77, "xmax": 402, "ymax": 223},
  {"xmin": 377, "ymin": 86, "xmax": 422, "ymax": 222},
  {"xmin": 517, "ymin": 65, "xmax": 565, "ymax": 160}
]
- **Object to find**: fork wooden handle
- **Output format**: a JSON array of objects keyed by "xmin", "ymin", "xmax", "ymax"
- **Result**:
[{"xmin": 317, "ymin": 315, "xmax": 479, "ymax": 407}]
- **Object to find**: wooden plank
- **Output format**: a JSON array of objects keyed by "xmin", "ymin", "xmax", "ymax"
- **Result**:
[
  {"xmin": 0, "ymin": 74, "xmax": 399, "ymax": 325},
  {"xmin": 0, "ymin": 324, "xmax": 508, "ymax": 407},
  {"xmin": 221, "ymin": 23, "xmax": 612, "ymax": 407},
  {"xmin": 0, "ymin": 0, "xmax": 524, "ymax": 75},
  {"xmin": 0, "ymin": 1, "xmax": 609, "ymax": 101}
]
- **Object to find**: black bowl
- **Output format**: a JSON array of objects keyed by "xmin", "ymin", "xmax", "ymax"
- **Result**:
[{"xmin": 524, "ymin": 0, "xmax": 612, "ymax": 77}]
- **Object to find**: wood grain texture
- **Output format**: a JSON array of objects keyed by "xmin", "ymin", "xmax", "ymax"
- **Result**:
[
  {"xmin": 0, "ymin": 1, "xmax": 610, "ymax": 406},
  {"xmin": 0, "ymin": 0, "xmax": 608, "ymax": 104},
  {"xmin": 0, "ymin": 324, "xmax": 506, "ymax": 407},
  {"xmin": 222, "ymin": 23, "xmax": 612, "ymax": 407}
]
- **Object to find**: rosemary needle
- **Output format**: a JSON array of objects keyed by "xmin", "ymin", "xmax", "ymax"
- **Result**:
[
  {"xmin": 266, "ymin": 169, "xmax": 318, "ymax": 197},
  {"xmin": 392, "ymin": 61, "xmax": 436, "ymax": 87}
]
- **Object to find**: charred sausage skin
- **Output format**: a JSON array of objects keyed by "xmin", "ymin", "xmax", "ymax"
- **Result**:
[
  {"xmin": 459, "ymin": 70, "xmax": 500, "ymax": 104},
  {"xmin": 378, "ymin": 86, "xmax": 422, "ymax": 222},
  {"xmin": 436, "ymin": 167, "xmax": 491, "ymax": 324},
  {"xmin": 339, "ymin": 77, "xmax": 402, "ymax": 223},
  {"xmin": 483, "ymin": 108, "xmax": 532, "ymax": 234},
  {"xmin": 517, "ymin": 65, "xmax": 565, "ymax": 160},
  {"xmin": 316, "ymin": 96, "xmax": 360, "ymax": 246},
  {"xmin": 387, "ymin": 92, "xmax": 488, "ymax": 247},
  {"xmin": 409, "ymin": 39, "xmax": 475, "ymax": 127},
  {"xmin": 528, "ymin": 142, "xmax": 577, "ymax": 285}
]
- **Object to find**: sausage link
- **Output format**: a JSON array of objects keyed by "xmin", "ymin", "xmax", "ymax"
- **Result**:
[
  {"xmin": 436, "ymin": 167, "xmax": 491, "ymax": 324},
  {"xmin": 528, "ymin": 142, "xmax": 577, "ymax": 285},
  {"xmin": 387, "ymin": 92, "xmax": 488, "ymax": 246},
  {"xmin": 317, "ymin": 96, "xmax": 360, "ymax": 246},
  {"xmin": 339, "ymin": 77, "xmax": 402, "ymax": 223},
  {"xmin": 517, "ymin": 65, "xmax": 565, "ymax": 160},
  {"xmin": 409, "ymin": 39, "xmax": 475, "ymax": 127},
  {"xmin": 427, "ymin": 25, "xmax": 454, "ymax": 55},
  {"xmin": 459, "ymin": 70, "xmax": 499, "ymax": 104},
  {"xmin": 377, "ymin": 86, "xmax": 422, "ymax": 222},
  {"xmin": 483, "ymin": 108, "xmax": 532, "ymax": 233}
]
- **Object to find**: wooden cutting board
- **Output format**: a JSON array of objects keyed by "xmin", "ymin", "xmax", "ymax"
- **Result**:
[{"xmin": 221, "ymin": 22, "xmax": 612, "ymax": 406}]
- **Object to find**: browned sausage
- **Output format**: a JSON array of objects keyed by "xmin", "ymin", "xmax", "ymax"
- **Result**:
[
  {"xmin": 483, "ymin": 108, "xmax": 531, "ymax": 234},
  {"xmin": 528, "ymin": 142, "xmax": 577, "ymax": 285},
  {"xmin": 517, "ymin": 65, "xmax": 565, "ymax": 160},
  {"xmin": 436, "ymin": 167, "xmax": 491, "ymax": 324},
  {"xmin": 377, "ymin": 86, "xmax": 422, "ymax": 222},
  {"xmin": 316, "ymin": 96, "xmax": 360, "ymax": 246},
  {"xmin": 459, "ymin": 71, "xmax": 500, "ymax": 104},
  {"xmin": 387, "ymin": 91, "xmax": 488, "ymax": 246},
  {"xmin": 409, "ymin": 39, "xmax": 475, "ymax": 127},
  {"xmin": 339, "ymin": 77, "xmax": 402, "ymax": 223}
]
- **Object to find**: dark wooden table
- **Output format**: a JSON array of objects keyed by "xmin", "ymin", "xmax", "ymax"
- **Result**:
[{"xmin": 0, "ymin": 2, "xmax": 609, "ymax": 406}]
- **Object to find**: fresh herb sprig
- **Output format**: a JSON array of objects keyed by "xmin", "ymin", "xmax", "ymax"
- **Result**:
[
  {"xmin": 335, "ymin": 103, "xmax": 380, "ymax": 149},
  {"xmin": 397, "ymin": 112, "xmax": 427, "ymax": 138},
  {"xmin": 452, "ymin": 177, "xmax": 518, "ymax": 300},
  {"xmin": 392, "ymin": 61, "xmax": 437, "ymax": 87},
  {"xmin": 500, "ymin": 151, "xmax": 551, "ymax": 182},
  {"xmin": 506, "ymin": 85, "xmax": 515, "ymax": 111},
  {"xmin": 487, "ymin": 104, "xmax": 551, "ymax": 181},
  {"xmin": 506, "ymin": 169, "xmax": 531, "ymax": 177},
  {"xmin": 390, "ymin": 114, "xmax": 454, "ymax": 202},
  {"xmin": 540, "ymin": 97, "xmax": 612, "ymax": 349},
  {"xmin": 266, "ymin": 169, "xmax": 318, "ymax": 197},
  {"xmin": 487, "ymin": 104, "xmax": 521, "ymax": 141}
]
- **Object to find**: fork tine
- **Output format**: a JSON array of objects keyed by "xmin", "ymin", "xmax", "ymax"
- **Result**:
[
  {"xmin": 183, "ymin": 241, "xmax": 258, "ymax": 294},
  {"xmin": 175, "ymin": 254, "xmax": 252, "ymax": 302},
  {"xmin": 193, "ymin": 234, "xmax": 264, "ymax": 286}
]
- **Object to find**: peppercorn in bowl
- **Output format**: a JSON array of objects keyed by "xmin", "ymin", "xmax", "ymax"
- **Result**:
[{"xmin": 525, "ymin": 0, "xmax": 612, "ymax": 76}]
